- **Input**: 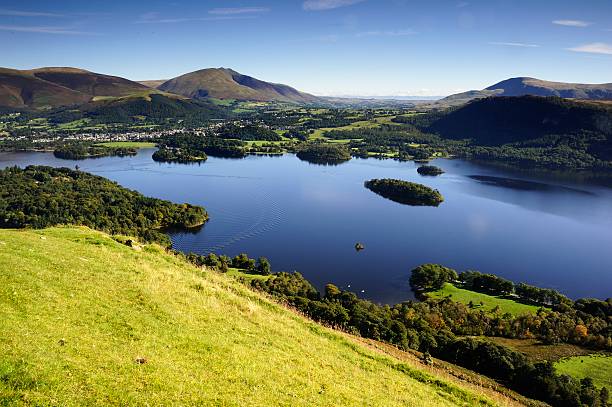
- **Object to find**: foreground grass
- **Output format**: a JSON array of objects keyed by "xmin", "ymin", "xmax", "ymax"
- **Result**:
[
  {"xmin": 0, "ymin": 227, "xmax": 494, "ymax": 406},
  {"xmin": 554, "ymin": 354, "xmax": 612, "ymax": 390},
  {"xmin": 428, "ymin": 283, "xmax": 542, "ymax": 316},
  {"xmin": 97, "ymin": 141, "xmax": 157, "ymax": 148}
]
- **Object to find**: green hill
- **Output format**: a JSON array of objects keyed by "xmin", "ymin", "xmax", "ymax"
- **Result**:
[
  {"xmin": 0, "ymin": 227, "xmax": 500, "ymax": 406},
  {"xmin": 157, "ymin": 68, "xmax": 322, "ymax": 104}
]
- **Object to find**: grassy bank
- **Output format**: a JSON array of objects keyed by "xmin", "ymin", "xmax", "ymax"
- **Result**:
[
  {"xmin": 427, "ymin": 283, "xmax": 542, "ymax": 316},
  {"xmin": 0, "ymin": 227, "xmax": 496, "ymax": 406},
  {"xmin": 555, "ymin": 354, "xmax": 612, "ymax": 390}
]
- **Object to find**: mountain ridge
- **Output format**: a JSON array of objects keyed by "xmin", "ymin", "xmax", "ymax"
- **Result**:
[{"xmin": 438, "ymin": 77, "xmax": 612, "ymax": 106}]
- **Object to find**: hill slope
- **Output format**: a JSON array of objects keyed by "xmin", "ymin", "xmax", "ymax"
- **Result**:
[
  {"xmin": 422, "ymin": 96, "xmax": 612, "ymax": 146},
  {"xmin": 158, "ymin": 68, "xmax": 321, "ymax": 104},
  {"xmin": 438, "ymin": 77, "xmax": 612, "ymax": 106},
  {"xmin": 0, "ymin": 68, "xmax": 91, "ymax": 109},
  {"xmin": 0, "ymin": 227, "xmax": 496, "ymax": 406},
  {"xmin": 0, "ymin": 67, "xmax": 150, "ymax": 109}
]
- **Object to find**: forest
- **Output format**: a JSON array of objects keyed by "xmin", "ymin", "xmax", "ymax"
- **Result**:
[
  {"xmin": 0, "ymin": 166, "xmax": 208, "ymax": 246},
  {"xmin": 365, "ymin": 178, "xmax": 444, "ymax": 206},
  {"xmin": 54, "ymin": 143, "xmax": 137, "ymax": 160}
]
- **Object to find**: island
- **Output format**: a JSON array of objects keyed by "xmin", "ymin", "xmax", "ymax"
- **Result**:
[
  {"xmin": 417, "ymin": 165, "xmax": 445, "ymax": 176},
  {"xmin": 296, "ymin": 143, "xmax": 352, "ymax": 165},
  {"xmin": 152, "ymin": 147, "xmax": 208, "ymax": 164},
  {"xmin": 54, "ymin": 143, "xmax": 137, "ymax": 160},
  {"xmin": 364, "ymin": 178, "xmax": 444, "ymax": 206}
]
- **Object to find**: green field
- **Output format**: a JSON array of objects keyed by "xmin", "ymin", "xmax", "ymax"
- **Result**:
[
  {"xmin": 97, "ymin": 141, "xmax": 157, "ymax": 148},
  {"xmin": 0, "ymin": 227, "xmax": 495, "ymax": 406},
  {"xmin": 555, "ymin": 354, "xmax": 612, "ymax": 389},
  {"xmin": 310, "ymin": 115, "xmax": 399, "ymax": 139},
  {"xmin": 428, "ymin": 283, "xmax": 543, "ymax": 316}
]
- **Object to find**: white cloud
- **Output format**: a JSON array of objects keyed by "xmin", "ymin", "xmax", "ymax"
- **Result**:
[
  {"xmin": 208, "ymin": 7, "xmax": 269, "ymax": 15},
  {"xmin": 0, "ymin": 9, "xmax": 63, "ymax": 17},
  {"xmin": 303, "ymin": 0, "xmax": 365, "ymax": 11},
  {"xmin": 136, "ymin": 12, "xmax": 258, "ymax": 24},
  {"xmin": 489, "ymin": 41, "xmax": 540, "ymax": 48},
  {"xmin": 0, "ymin": 25, "xmax": 97, "ymax": 35},
  {"xmin": 552, "ymin": 19, "xmax": 592, "ymax": 27},
  {"xmin": 568, "ymin": 42, "xmax": 612, "ymax": 55},
  {"xmin": 356, "ymin": 29, "xmax": 415, "ymax": 37}
]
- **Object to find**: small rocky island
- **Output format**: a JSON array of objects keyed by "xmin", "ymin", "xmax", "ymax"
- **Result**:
[
  {"xmin": 364, "ymin": 178, "xmax": 444, "ymax": 206},
  {"xmin": 296, "ymin": 143, "xmax": 352, "ymax": 165},
  {"xmin": 417, "ymin": 165, "xmax": 445, "ymax": 176}
]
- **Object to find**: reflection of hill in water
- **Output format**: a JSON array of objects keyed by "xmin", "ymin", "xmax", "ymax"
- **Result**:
[{"xmin": 469, "ymin": 175, "xmax": 594, "ymax": 195}]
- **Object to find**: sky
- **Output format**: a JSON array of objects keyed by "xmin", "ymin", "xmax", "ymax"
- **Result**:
[{"xmin": 1, "ymin": 0, "xmax": 611, "ymax": 96}]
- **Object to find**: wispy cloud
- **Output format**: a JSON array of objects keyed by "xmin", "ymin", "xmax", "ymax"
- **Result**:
[
  {"xmin": 356, "ymin": 29, "xmax": 416, "ymax": 37},
  {"xmin": 456, "ymin": 2, "xmax": 469, "ymax": 8},
  {"xmin": 303, "ymin": 0, "xmax": 365, "ymax": 11},
  {"xmin": 0, "ymin": 24, "xmax": 98, "ymax": 35},
  {"xmin": 0, "ymin": 8, "xmax": 63, "ymax": 17},
  {"xmin": 208, "ymin": 7, "xmax": 269, "ymax": 15},
  {"xmin": 137, "ymin": 11, "xmax": 257, "ymax": 24},
  {"xmin": 489, "ymin": 41, "xmax": 540, "ymax": 48},
  {"xmin": 568, "ymin": 42, "xmax": 612, "ymax": 55},
  {"xmin": 552, "ymin": 19, "xmax": 592, "ymax": 27}
]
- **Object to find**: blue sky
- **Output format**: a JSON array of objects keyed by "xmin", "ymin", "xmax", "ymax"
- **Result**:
[{"xmin": 1, "ymin": 0, "xmax": 611, "ymax": 96}]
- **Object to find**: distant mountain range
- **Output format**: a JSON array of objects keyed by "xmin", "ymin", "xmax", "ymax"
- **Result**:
[
  {"xmin": 438, "ymin": 77, "xmax": 612, "ymax": 106},
  {"xmin": 1, "ymin": 67, "xmax": 611, "ymax": 111},
  {"xmin": 0, "ymin": 66, "xmax": 321, "ymax": 109}
]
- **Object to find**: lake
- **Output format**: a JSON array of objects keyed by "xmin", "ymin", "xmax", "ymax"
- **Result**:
[{"xmin": 2, "ymin": 149, "xmax": 611, "ymax": 304}]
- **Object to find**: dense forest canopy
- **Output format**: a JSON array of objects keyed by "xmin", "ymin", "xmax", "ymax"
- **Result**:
[
  {"xmin": 365, "ymin": 178, "xmax": 444, "ymax": 206},
  {"xmin": 295, "ymin": 143, "xmax": 352, "ymax": 164},
  {"xmin": 54, "ymin": 143, "xmax": 137, "ymax": 160},
  {"xmin": 0, "ymin": 166, "xmax": 208, "ymax": 245}
]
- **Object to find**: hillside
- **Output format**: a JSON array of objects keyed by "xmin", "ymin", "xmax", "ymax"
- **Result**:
[
  {"xmin": 138, "ymin": 79, "xmax": 167, "ymax": 88},
  {"xmin": 157, "ymin": 68, "xmax": 321, "ymax": 104},
  {"xmin": 0, "ymin": 67, "xmax": 149, "ymax": 109},
  {"xmin": 0, "ymin": 226, "xmax": 501, "ymax": 406},
  {"xmin": 420, "ymin": 96, "xmax": 612, "ymax": 146},
  {"xmin": 0, "ymin": 68, "xmax": 91, "ymax": 109},
  {"xmin": 438, "ymin": 77, "xmax": 612, "ymax": 106},
  {"xmin": 47, "ymin": 91, "xmax": 226, "ymax": 124}
]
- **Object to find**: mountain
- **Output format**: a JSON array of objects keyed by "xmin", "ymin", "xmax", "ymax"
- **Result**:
[
  {"xmin": 0, "ymin": 226, "xmax": 510, "ymax": 406},
  {"xmin": 157, "ymin": 68, "xmax": 322, "ymax": 104},
  {"xmin": 438, "ymin": 77, "xmax": 612, "ymax": 107},
  {"xmin": 0, "ymin": 68, "xmax": 91, "ymax": 109},
  {"xmin": 0, "ymin": 67, "xmax": 149, "ymax": 109}
]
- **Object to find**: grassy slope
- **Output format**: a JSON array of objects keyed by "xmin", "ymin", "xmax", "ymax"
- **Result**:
[
  {"xmin": 554, "ymin": 355, "xmax": 612, "ymax": 390},
  {"xmin": 0, "ymin": 227, "xmax": 497, "ymax": 406},
  {"xmin": 428, "ymin": 283, "xmax": 542, "ymax": 316}
]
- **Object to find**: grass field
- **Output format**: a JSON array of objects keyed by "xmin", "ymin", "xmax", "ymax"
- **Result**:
[
  {"xmin": 555, "ymin": 354, "xmax": 612, "ymax": 389},
  {"xmin": 0, "ymin": 227, "xmax": 496, "ymax": 406},
  {"xmin": 97, "ymin": 141, "xmax": 157, "ymax": 148},
  {"xmin": 309, "ymin": 115, "xmax": 399, "ymax": 139},
  {"xmin": 428, "ymin": 283, "xmax": 543, "ymax": 316}
]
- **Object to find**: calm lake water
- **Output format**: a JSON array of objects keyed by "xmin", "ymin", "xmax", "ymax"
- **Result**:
[{"xmin": 2, "ymin": 149, "xmax": 612, "ymax": 304}]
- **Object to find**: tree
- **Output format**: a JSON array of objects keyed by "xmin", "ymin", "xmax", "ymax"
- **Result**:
[
  {"xmin": 409, "ymin": 264, "xmax": 458, "ymax": 292},
  {"xmin": 256, "ymin": 257, "xmax": 271, "ymax": 275}
]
